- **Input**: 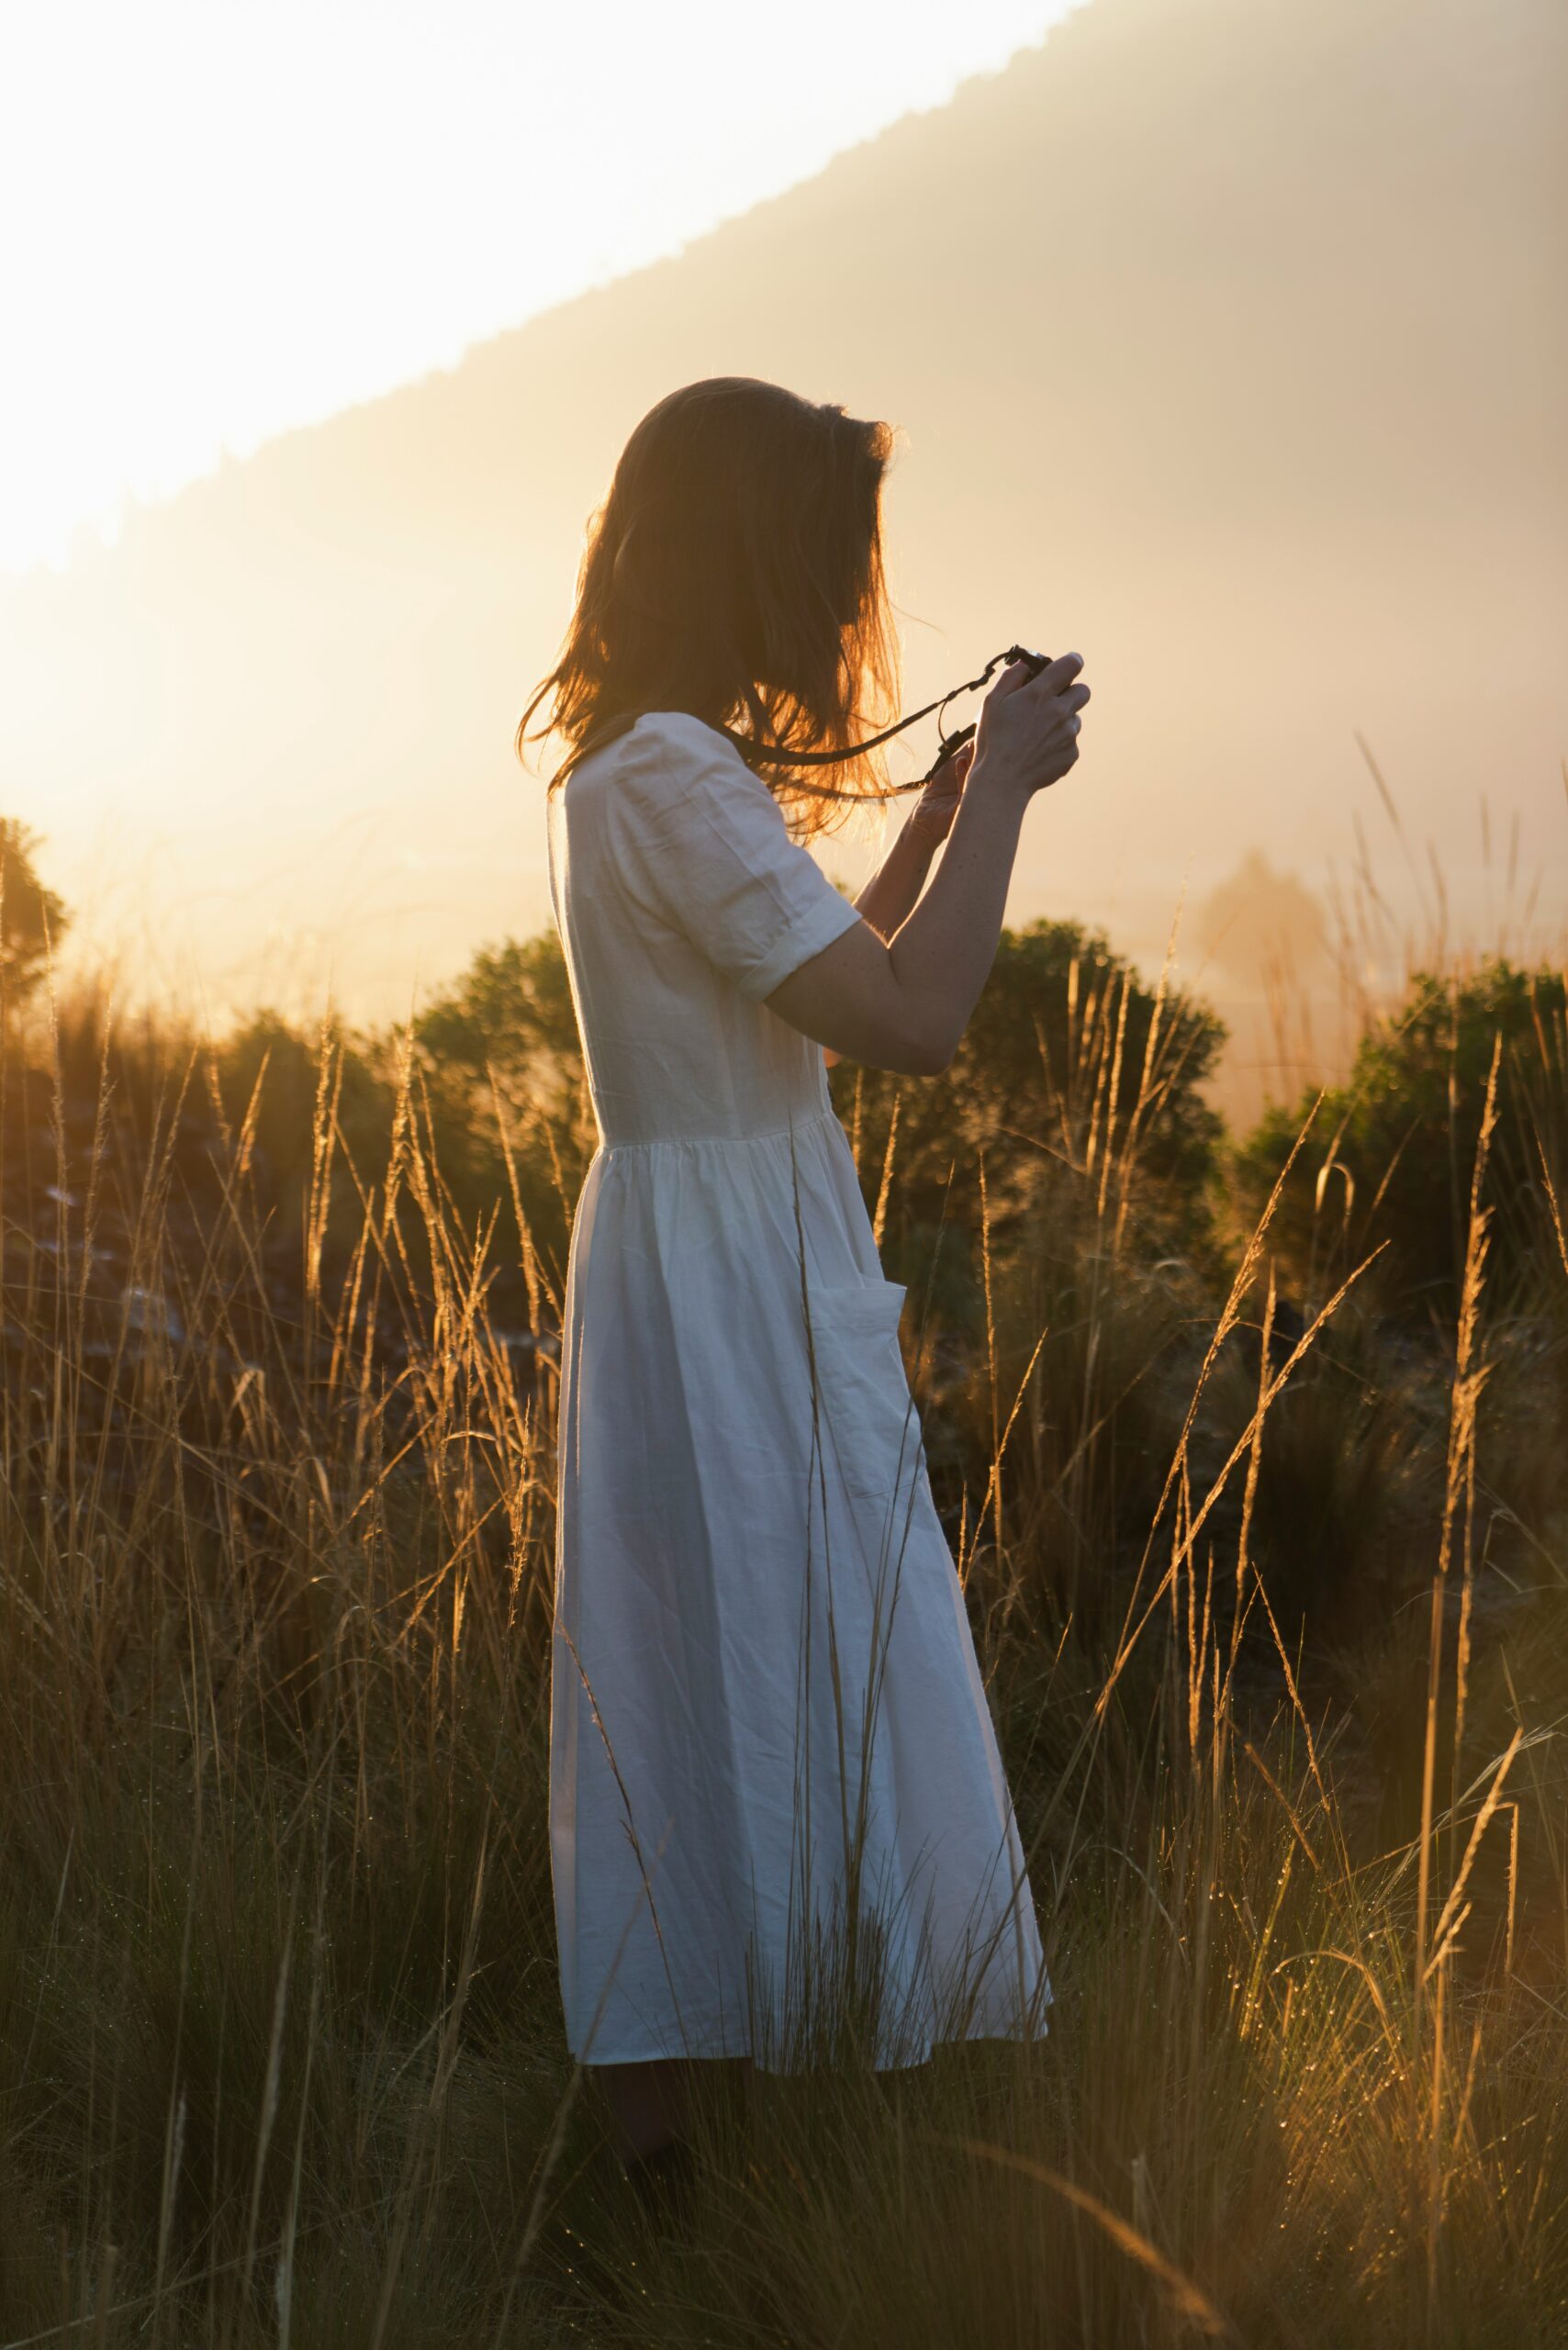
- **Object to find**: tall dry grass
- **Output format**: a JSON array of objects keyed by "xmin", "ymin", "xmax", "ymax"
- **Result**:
[{"xmin": 0, "ymin": 942, "xmax": 1562, "ymax": 2349}]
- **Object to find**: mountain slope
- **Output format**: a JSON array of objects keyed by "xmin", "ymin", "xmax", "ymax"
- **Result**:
[{"xmin": 5, "ymin": 0, "xmax": 1563, "ymax": 1038}]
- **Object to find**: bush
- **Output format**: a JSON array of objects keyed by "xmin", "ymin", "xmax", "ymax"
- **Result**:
[
  {"xmin": 0, "ymin": 817, "xmax": 69, "ymax": 1013},
  {"xmin": 407, "ymin": 934, "xmax": 598, "ymax": 1321},
  {"xmin": 830, "ymin": 917, "xmax": 1227, "ymax": 1323},
  {"xmin": 1234, "ymin": 958, "xmax": 1568, "ymax": 1323}
]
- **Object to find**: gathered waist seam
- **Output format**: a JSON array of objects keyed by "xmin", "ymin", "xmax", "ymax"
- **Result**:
[{"xmin": 596, "ymin": 1102, "xmax": 840, "ymax": 1158}]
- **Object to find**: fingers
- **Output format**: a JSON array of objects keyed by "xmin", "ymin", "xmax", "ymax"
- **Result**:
[
  {"xmin": 988, "ymin": 648, "xmax": 1086, "ymax": 706},
  {"xmin": 1032, "ymin": 651, "xmax": 1085, "ymax": 698},
  {"xmin": 1040, "ymin": 673, "xmax": 1091, "ymax": 749},
  {"xmin": 926, "ymin": 739, "xmax": 975, "ymax": 793},
  {"xmin": 989, "ymin": 656, "xmax": 1038, "ymax": 699},
  {"xmin": 972, "ymin": 644, "xmax": 1091, "ymax": 796}
]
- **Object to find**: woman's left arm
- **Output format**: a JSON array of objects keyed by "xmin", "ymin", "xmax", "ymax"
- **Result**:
[{"xmin": 854, "ymin": 740, "xmax": 978, "ymax": 942}]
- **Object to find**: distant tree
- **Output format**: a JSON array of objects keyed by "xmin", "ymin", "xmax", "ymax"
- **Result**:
[
  {"xmin": 1193, "ymin": 847, "xmax": 1327, "ymax": 984},
  {"xmin": 1234, "ymin": 958, "xmax": 1568, "ymax": 1319},
  {"xmin": 413, "ymin": 934, "xmax": 585, "ymax": 1135},
  {"xmin": 0, "ymin": 819, "xmax": 69, "ymax": 1010},
  {"xmin": 218, "ymin": 1010, "xmax": 393, "ymax": 1194},
  {"xmin": 409, "ymin": 935, "xmax": 594, "ymax": 1311}
]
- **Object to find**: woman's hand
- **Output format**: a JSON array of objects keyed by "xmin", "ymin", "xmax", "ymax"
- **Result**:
[
  {"xmin": 905, "ymin": 740, "xmax": 975, "ymax": 849},
  {"xmin": 969, "ymin": 652, "xmax": 1090, "ymax": 800},
  {"xmin": 778, "ymin": 717, "xmax": 1044, "ymax": 1080}
]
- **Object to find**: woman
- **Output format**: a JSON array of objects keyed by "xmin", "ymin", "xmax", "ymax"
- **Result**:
[{"xmin": 518, "ymin": 377, "xmax": 1090, "ymax": 2179}]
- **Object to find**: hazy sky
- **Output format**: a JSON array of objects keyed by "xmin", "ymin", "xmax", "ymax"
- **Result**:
[
  {"xmin": 2, "ymin": 0, "xmax": 1086, "ymax": 572},
  {"xmin": 3, "ymin": 0, "xmax": 1560, "ymax": 1124}
]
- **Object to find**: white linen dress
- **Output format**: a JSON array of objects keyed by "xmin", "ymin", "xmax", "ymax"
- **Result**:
[{"xmin": 544, "ymin": 709, "xmax": 1051, "ymax": 2073}]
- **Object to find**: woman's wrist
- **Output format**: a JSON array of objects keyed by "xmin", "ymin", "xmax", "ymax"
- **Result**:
[
  {"xmin": 962, "ymin": 750, "xmax": 1032, "ymax": 811},
  {"xmin": 900, "ymin": 804, "xmax": 944, "ymax": 860},
  {"xmin": 853, "ymin": 806, "xmax": 939, "ymax": 943}
]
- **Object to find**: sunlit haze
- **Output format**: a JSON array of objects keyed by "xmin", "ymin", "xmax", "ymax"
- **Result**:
[
  {"xmin": 1, "ymin": 0, "xmax": 1087, "ymax": 573},
  {"xmin": 1, "ymin": 0, "xmax": 1562, "ymax": 1122}
]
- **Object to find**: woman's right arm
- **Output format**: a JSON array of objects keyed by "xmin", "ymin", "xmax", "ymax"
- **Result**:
[{"xmin": 763, "ymin": 652, "xmax": 1091, "ymax": 1076}]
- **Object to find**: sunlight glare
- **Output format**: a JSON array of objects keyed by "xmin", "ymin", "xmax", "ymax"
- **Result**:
[{"xmin": 0, "ymin": 0, "xmax": 1087, "ymax": 572}]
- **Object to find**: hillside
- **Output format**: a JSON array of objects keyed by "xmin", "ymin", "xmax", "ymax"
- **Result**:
[{"xmin": 5, "ymin": 0, "xmax": 1563, "ymax": 1087}]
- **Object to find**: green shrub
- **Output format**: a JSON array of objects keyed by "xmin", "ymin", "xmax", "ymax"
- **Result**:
[
  {"xmin": 408, "ymin": 934, "xmax": 597, "ymax": 1315},
  {"xmin": 1234, "ymin": 959, "xmax": 1568, "ymax": 1322},
  {"xmin": 0, "ymin": 816, "xmax": 69, "ymax": 1013},
  {"xmin": 831, "ymin": 917, "xmax": 1227, "ymax": 1322}
]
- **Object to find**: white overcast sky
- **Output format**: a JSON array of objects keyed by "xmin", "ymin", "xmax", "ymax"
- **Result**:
[{"xmin": 1, "ymin": 1, "xmax": 1086, "ymax": 573}]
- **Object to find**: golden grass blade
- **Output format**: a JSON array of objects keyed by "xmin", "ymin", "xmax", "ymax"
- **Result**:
[{"xmin": 955, "ymin": 2139, "xmax": 1241, "ymax": 2341}]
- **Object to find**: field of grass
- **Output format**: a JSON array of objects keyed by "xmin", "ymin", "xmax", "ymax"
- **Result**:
[{"xmin": 0, "ymin": 917, "xmax": 1564, "ymax": 2347}]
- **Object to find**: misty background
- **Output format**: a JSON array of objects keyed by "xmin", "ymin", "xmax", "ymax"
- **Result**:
[{"xmin": 4, "ymin": 0, "xmax": 1563, "ymax": 1118}]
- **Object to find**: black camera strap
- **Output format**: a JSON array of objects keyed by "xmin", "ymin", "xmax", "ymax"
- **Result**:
[
  {"xmin": 561, "ymin": 644, "xmax": 1051, "ymax": 800},
  {"xmin": 719, "ymin": 643, "xmax": 1050, "ymax": 800}
]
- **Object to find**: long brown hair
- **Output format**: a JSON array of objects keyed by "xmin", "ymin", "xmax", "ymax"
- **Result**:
[{"xmin": 515, "ymin": 377, "xmax": 902, "ymax": 837}]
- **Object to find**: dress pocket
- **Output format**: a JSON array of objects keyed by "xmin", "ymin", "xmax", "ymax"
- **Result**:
[{"xmin": 804, "ymin": 1276, "xmax": 925, "ymax": 1513}]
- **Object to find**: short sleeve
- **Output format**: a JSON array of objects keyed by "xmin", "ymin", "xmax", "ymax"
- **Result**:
[{"xmin": 609, "ymin": 712, "xmax": 864, "ymax": 1000}]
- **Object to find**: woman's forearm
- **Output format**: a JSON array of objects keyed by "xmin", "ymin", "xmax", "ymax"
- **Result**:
[
  {"xmin": 852, "ymin": 811, "xmax": 938, "ymax": 944},
  {"xmin": 786, "ymin": 659, "xmax": 1085, "ymax": 1079},
  {"xmin": 821, "ymin": 816, "xmax": 941, "ymax": 1069},
  {"xmin": 884, "ymin": 761, "xmax": 1032, "ymax": 1070}
]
